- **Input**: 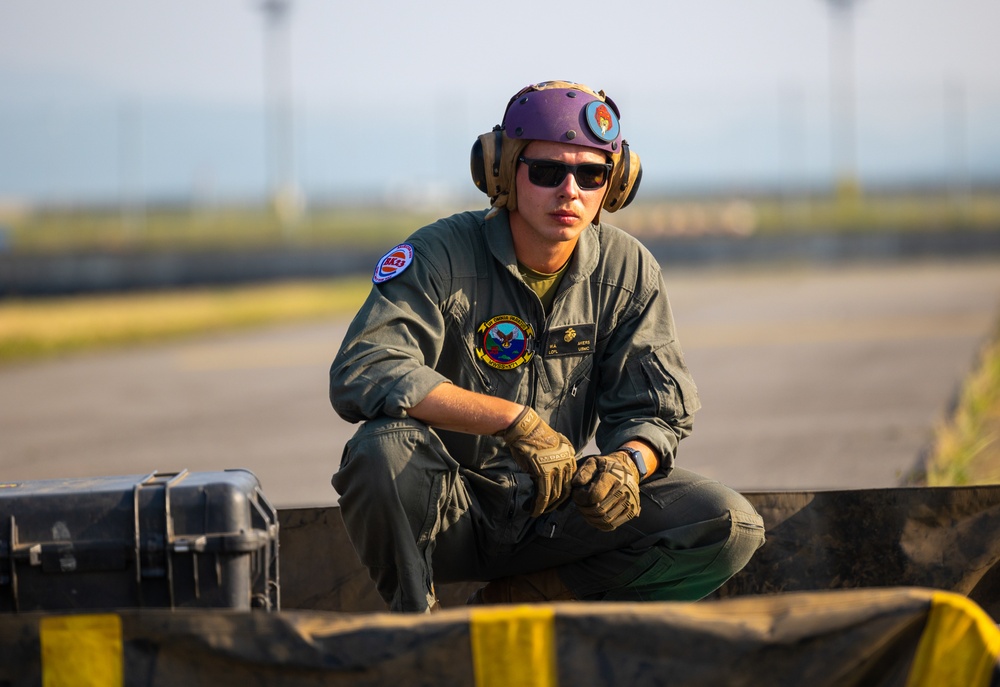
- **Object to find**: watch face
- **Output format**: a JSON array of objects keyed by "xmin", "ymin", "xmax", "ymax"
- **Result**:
[{"xmin": 624, "ymin": 448, "xmax": 647, "ymax": 478}]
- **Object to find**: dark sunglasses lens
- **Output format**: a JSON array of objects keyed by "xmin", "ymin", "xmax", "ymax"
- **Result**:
[
  {"xmin": 575, "ymin": 164, "xmax": 608, "ymax": 189},
  {"xmin": 527, "ymin": 161, "xmax": 566, "ymax": 187},
  {"xmin": 526, "ymin": 161, "xmax": 608, "ymax": 189}
]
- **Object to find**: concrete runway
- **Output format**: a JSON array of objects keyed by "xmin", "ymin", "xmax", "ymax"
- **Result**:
[{"xmin": 2, "ymin": 258, "xmax": 999, "ymax": 508}]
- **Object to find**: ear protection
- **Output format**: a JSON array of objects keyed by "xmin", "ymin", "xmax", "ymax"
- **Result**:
[
  {"xmin": 470, "ymin": 126, "xmax": 504, "ymax": 199},
  {"xmin": 470, "ymin": 81, "xmax": 642, "ymax": 215},
  {"xmin": 605, "ymin": 140, "xmax": 643, "ymax": 211}
]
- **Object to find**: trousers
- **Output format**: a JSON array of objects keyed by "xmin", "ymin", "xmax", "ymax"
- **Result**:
[{"xmin": 332, "ymin": 417, "xmax": 765, "ymax": 613}]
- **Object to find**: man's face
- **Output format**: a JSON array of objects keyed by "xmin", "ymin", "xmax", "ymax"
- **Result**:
[{"xmin": 509, "ymin": 140, "xmax": 608, "ymax": 256}]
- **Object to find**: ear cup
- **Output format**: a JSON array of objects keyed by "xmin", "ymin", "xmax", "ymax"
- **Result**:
[
  {"xmin": 470, "ymin": 137, "xmax": 487, "ymax": 193},
  {"xmin": 470, "ymin": 126, "xmax": 504, "ymax": 198},
  {"xmin": 603, "ymin": 142, "xmax": 642, "ymax": 212},
  {"xmin": 620, "ymin": 164, "xmax": 642, "ymax": 209}
]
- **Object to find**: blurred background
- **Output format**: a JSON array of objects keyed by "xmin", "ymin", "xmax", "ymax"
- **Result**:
[{"xmin": 1, "ymin": 0, "xmax": 999, "ymax": 248}]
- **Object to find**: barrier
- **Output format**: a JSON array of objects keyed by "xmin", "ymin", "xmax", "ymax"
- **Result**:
[
  {"xmin": 277, "ymin": 486, "xmax": 1000, "ymax": 618},
  {"xmin": 4, "ymin": 486, "xmax": 1000, "ymax": 684},
  {"xmin": 0, "ymin": 588, "xmax": 997, "ymax": 686}
]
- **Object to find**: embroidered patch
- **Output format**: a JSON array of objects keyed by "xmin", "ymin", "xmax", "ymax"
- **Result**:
[
  {"xmin": 585, "ymin": 100, "xmax": 619, "ymax": 143},
  {"xmin": 476, "ymin": 315, "xmax": 535, "ymax": 370},
  {"xmin": 372, "ymin": 244, "xmax": 414, "ymax": 284},
  {"xmin": 545, "ymin": 324, "xmax": 595, "ymax": 357}
]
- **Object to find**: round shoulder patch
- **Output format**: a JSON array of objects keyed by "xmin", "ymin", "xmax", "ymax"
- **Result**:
[
  {"xmin": 585, "ymin": 100, "xmax": 620, "ymax": 143},
  {"xmin": 373, "ymin": 243, "xmax": 414, "ymax": 284}
]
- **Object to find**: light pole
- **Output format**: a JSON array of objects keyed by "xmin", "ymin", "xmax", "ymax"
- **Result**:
[
  {"xmin": 119, "ymin": 98, "xmax": 144, "ymax": 236},
  {"xmin": 827, "ymin": 0, "xmax": 860, "ymax": 199},
  {"xmin": 945, "ymin": 79, "xmax": 970, "ymax": 211},
  {"xmin": 258, "ymin": 0, "xmax": 302, "ymax": 225}
]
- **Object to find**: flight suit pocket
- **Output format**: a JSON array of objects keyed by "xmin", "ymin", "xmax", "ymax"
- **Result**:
[
  {"xmin": 544, "ymin": 356, "xmax": 595, "ymax": 442},
  {"xmin": 628, "ymin": 344, "xmax": 701, "ymax": 418},
  {"xmin": 544, "ymin": 356, "xmax": 593, "ymax": 411}
]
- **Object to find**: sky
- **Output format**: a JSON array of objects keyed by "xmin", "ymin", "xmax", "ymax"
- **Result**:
[{"xmin": 1, "ymin": 0, "xmax": 999, "ymax": 206}]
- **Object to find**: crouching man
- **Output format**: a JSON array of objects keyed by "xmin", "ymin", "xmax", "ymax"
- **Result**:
[{"xmin": 329, "ymin": 80, "xmax": 765, "ymax": 612}]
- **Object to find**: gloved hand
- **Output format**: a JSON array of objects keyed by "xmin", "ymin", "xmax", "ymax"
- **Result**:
[
  {"xmin": 496, "ymin": 407, "xmax": 576, "ymax": 517},
  {"xmin": 571, "ymin": 451, "xmax": 641, "ymax": 531}
]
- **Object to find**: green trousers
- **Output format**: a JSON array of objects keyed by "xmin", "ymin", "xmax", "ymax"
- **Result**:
[{"xmin": 332, "ymin": 417, "xmax": 765, "ymax": 613}]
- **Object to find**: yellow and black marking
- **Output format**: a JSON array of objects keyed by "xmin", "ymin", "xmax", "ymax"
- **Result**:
[
  {"xmin": 21, "ymin": 590, "xmax": 1000, "ymax": 686},
  {"xmin": 40, "ymin": 614, "xmax": 122, "ymax": 687}
]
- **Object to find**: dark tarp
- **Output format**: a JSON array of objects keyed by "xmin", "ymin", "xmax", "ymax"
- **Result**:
[
  {"xmin": 277, "ymin": 486, "xmax": 1000, "ymax": 619},
  {"xmin": 6, "ymin": 486, "xmax": 1000, "ymax": 685},
  {"xmin": 710, "ymin": 487, "xmax": 1000, "ymax": 618},
  {"xmin": 2, "ymin": 588, "xmax": 999, "ymax": 686}
]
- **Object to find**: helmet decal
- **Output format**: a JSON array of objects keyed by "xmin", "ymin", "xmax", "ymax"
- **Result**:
[{"xmin": 585, "ymin": 101, "xmax": 619, "ymax": 143}]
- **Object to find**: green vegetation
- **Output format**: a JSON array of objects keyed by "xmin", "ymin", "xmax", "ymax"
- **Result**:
[
  {"xmin": 0, "ymin": 278, "xmax": 370, "ymax": 364},
  {"xmin": 1, "ymin": 204, "xmax": 458, "ymax": 253},
  {"xmin": 755, "ymin": 190, "xmax": 1000, "ymax": 234},
  {"xmin": 921, "ymin": 320, "xmax": 1000, "ymax": 486},
  {"xmin": 3, "ymin": 190, "xmax": 999, "ymax": 253},
  {"xmin": 624, "ymin": 189, "xmax": 1000, "ymax": 238}
]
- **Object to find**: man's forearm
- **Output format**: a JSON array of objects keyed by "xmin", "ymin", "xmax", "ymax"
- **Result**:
[{"xmin": 407, "ymin": 382, "xmax": 524, "ymax": 436}]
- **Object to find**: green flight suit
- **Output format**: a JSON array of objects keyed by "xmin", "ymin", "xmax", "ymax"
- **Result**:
[{"xmin": 330, "ymin": 208, "xmax": 764, "ymax": 612}]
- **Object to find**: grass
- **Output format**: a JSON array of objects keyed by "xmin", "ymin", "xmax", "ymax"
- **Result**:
[
  {"xmin": 4, "ymin": 189, "xmax": 1000, "ymax": 253},
  {"xmin": 1, "ymin": 204, "xmax": 459, "ymax": 253},
  {"xmin": 920, "ymin": 320, "xmax": 1000, "ymax": 486},
  {"xmin": 0, "ymin": 278, "xmax": 371, "ymax": 364},
  {"xmin": 611, "ymin": 188, "xmax": 1000, "ymax": 238}
]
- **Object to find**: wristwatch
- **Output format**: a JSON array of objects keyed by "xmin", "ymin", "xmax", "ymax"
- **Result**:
[{"xmin": 620, "ymin": 447, "xmax": 648, "ymax": 480}]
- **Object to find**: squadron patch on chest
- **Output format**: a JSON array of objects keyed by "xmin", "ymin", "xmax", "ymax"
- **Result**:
[
  {"xmin": 476, "ymin": 315, "xmax": 535, "ymax": 370},
  {"xmin": 372, "ymin": 243, "xmax": 414, "ymax": 284},
  {"xmin": 545, "ymin": 324, "xmax": 596, "ymax": 357}
]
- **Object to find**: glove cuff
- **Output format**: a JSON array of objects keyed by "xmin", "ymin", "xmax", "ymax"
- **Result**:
[
  {"xmin": 609, "ymin": 449, "xmax": 643, "ymax": 482},
  {"xmin": 618, "ymin": 447, "xmax": 648, "ymax": 480},
  {"xmin": 496, "ymin": 406, "xmax": 536, "ymax": 444}
]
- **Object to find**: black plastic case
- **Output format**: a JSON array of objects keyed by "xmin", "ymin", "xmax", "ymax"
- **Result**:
[{"xmin": 0, "ymin": 469, "xmax": 279, "ymax": 612}]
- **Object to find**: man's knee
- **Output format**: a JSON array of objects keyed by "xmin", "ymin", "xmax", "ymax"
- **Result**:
[
  {"xmin": 332, "ymin": 417, "xmax": 462, "ymax": 531},
  {"xmin": 333, "ymin": 417, "xmax": 432, "ymax": 493},
  {"xmin": 709, "ymin": 506, "xmax": 766, "ymax": 582},
  {"xmin": 622, "ymin": 477, "xmax": 765, "ymax": 600},
  {"xmin": 671, "ymin": 480, "xmax": 765, "ymax": 586}
]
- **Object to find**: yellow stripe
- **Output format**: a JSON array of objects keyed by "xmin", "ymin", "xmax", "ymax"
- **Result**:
[
  {"xmin": 906, "ymin": 592, "xmax": 1000, "ymax": 687},
  {"xmin": 470, "ymin": 605, "xmax": 558, "ymax": 687},
  {"xmin": 40, "ymin": 614, "xmax": 123, "ymax": 687}
]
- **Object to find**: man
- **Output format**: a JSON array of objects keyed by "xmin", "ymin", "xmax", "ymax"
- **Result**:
[{"xmin": 329, "ymin": 80, "xmax": 764, "ymax": 613}]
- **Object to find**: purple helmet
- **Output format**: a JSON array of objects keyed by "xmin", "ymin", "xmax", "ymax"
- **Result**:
[
  {"xmin": 502, "ymin": 81, "xmax": 624, "ymax": 155},
  {"xmin": 471, "ymin": 80, "xmax": 642, "ymax": 216}
]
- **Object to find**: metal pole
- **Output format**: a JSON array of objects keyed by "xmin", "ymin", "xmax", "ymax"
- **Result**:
[
  {"xmin": 119, "ymin": 98, "xmax": 145, "ymax": 237},
  {"xmin": 945, "ymin": 79, "xmax": 970, "ymax": 211},
  {"xmin": 827, "ymin": 0, "xmax": 860, "ymax": 198},
  {"xmin": 258, "ymin": 0, "xmax": 301, "ymax": 224}
]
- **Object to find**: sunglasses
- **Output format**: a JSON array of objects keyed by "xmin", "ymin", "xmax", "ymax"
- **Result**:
[{"xmin": 518, "ymin": 156, "xmax": 612, "ymax": 190}]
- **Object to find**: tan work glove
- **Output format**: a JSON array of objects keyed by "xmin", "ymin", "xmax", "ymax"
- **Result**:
[
  {"xmin": 571, "ymin": 451, "xmax": 641, "ymax": 531},
  {"xmin": 496, "ymin": 407, "xmax": 576, "ymax": 517}
]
